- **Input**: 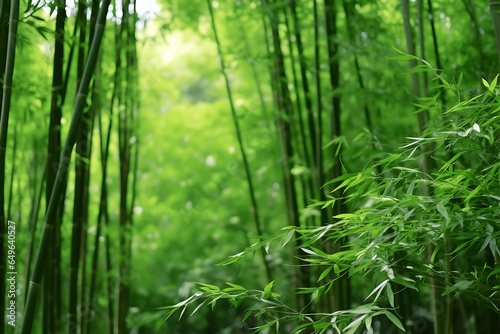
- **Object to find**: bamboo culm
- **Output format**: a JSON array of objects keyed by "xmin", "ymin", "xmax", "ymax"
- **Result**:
[
  {"xmin": 207, "ymin": 0, "xmax": 272, "ymax": 283},
  {"xmin": 0, "ymin": 1, "xmax": 19, "ymax": 331}
]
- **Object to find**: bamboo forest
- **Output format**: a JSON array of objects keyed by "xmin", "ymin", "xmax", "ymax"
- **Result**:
[{"xmin": 0, "ymin": 0, "xmax": 500, "ymax": 333}]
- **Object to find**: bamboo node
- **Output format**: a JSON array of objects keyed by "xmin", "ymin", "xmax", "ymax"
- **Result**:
[
  {"xmin": 43, "ymin": 223, "xmax": 54, "ymax": 230},
  {"xmin": 30, "ymin": 281, "xmax": 40, "ymax": 286}
]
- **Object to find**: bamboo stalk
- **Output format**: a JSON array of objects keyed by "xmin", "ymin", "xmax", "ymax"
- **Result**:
[
  {"xmin": 342, "ymin": 0, "xmax": 381, "ymax": 177},
  {"xmin": 490, "ymin": 0, "xmax": 500, "ymax": 69},
  {"xmin": 324, "ymin": 0, "xmax": 350, "ymax": 312},
  {"xmin": 262, "ymin": 0, "xmax": 308, "ymax": 313},
  {"xmin": 23, "ymin": 161, "xmax": 46, "ymax": 310},
  {"xmin": 0, "ymin": 0, "xmax": 10, "ymax": 117},
  {"xmin": 427, "ymin": 0, "xmax": 447, "ymax": 109},
  {"xmin": 0, "ymin": 1, "xmax": 19, "ymax": 331},
  {"xmin": 6, "ymin": 123, "xmax": 16, "ymax": 222},
  {"xmin": 239, "ymin": 21, "xmax": 268, "ymax": 116},
  {"xmin": 400, "ymin": 2, "xmax": 448, "ymax": 334},
  {"xmin": 77, "ymin": 0, "xmax": 102, "ymax": 334},
  {"xmin": 44, "ymin": 2, "xmax": 66, "ymax": 332},
  {"xmin": 290, "ymin": 0, "xmax": 317, "ymax": 175},
  {"xmin": 207, "ymin": 0, "xmax": 272, "ymax": 283},
  {"xmin": 417, "ymin": 0, "xmax": 429, "ymax": 99},
  {"xmin": 69, "ymin": 2, "xmax": 89, "ymax": 332},
  {"xmin": 97, "ymin": 94, "xmax": 115, "ymax": 334},
  {"xmin": 313, "ymin": 0, "xmax": 325, "ymax": 222},
  {"xmin": 21, "ymin": 1, "xmax": 111, "ymax": 332},
  {"xmin": 460, "ymin": 0, "xmax": 484, "ymax": 75},
  {"xmin": 283, "ymin": 7, "xmax": 315, "ymax": 222},
  {"xmin": 82, "ymin": 4, "xmax": 101, "ymax": 333},
  {"xmin": 115, "ymin": 1, "xmax": 132, "ymax": 332}
]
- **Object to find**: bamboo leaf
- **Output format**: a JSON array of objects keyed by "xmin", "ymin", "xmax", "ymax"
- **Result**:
[
  {"xmin": 280, "ymin": 229, "xmax": 295, "ymax": 248},
  {"xmin": 482, "ymin": 78, "xmax": 490, "ymax": 88},
  {"xmin": 489, "ymin": 74, "xmax": 499, "ymax": 93},
  {"xmin": 479, "ymin": 235, "xmax": 493, "ymax": 253},
  {"xmin": 439, "ymin": 151, "xmax": 465, "ymax": 172},
  {"xmin": 387, "ymin": 283, "xmax": 395, "ymax": 308},
  {"xmin": 365, "ymin": 315, "xmax": 373, "ymax": 331},
  {"xmin": 263, "ymin": 281, "xmax": 274, "ymax": 298},
  {"xmin": 242, "ymin": 309, "xmax": 254, "ymax": 323},
  {"xmin": 224, "ymin": 282, "xmax": 246, "ymax": 291},
  {"xmin": 365, "ymin": 280, "xmax": 388, "ymax": 301},
  {"xmin": 391, "ymin": 277, "xmax": 418, "ymax": 291},
  {"xmin": 436, "ymin": 203, "xmax": 450, "ymax": 226},
  {"xmin": 442, "ymin": 280, "xmax": 473, "ymax": 296},
  {"xmin": 344, "ymin": 315, "xmax": 367, "ymax": 334},
  {"xmin": 198, "ymin": 283, "xmax": 220, "ymax": 292},
  {"xmin": 385, "ymin": 311, "xmax": 405, "ymax": 331},
  {"xmin": 317, "ymin": 266, "xmax": 333, "ymax": 282},
  {"xmin": 465, "ymin": 186, "xmax": 481, "ymax": 202}
]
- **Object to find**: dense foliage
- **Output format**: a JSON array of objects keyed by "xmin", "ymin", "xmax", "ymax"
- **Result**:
[{"xmin": 0, "ymin": 0, "xmax": 498, "ymax": 333}]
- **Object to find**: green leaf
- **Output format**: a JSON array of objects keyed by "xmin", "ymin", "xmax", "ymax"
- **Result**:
[
  {"xmin": 280, "ymin": 229, "xmax": 295, "ymax": 248},
  {"xmin": 439, "ymin": 151, "xmax": 465, "ymax": 172},
  {"xmin": 436, "ymin": 203, "xmax": 450, "ymax": 226},
  {"xmin": 406, "ymin": 178, "xmax": 417, "ymax": 195},
  {"xmin": 385, "ymin": 311, "xmax": 405, "ymax": 331},
  {"xmin": 482, "ymin": 78, "xmax": 490, "ymax": 88},
  {"xmin": 224, "ymin": 282, "xmax": 246, "ymax": 291},
  {"xmin": 457, "ymin": 72, "xmax": 463, "ymax": 87},
  {"xmin": 263, "ymin": 281, "xmax": 274, "ymax": 298},
  {"xmin": 479, "ymin": 235, "xmax": 493, "ymax": 253},
  {"xmin": 387, "ymin": 283, "xmax": 395, "ymax": 308},
  {"xmin": 442, "ymin": 280, "xmax": 473, "ymax": 296},
  {"xmin": 190, "ymin": 300, "xmax": 207, "ymax": 316},
  {"xmin": 489, "ymin": 74, "xmax": 499, "ymax": 92},
  {"xmin": 291, "ymin": 322, "xmax": 313, "ymax": 334},
  {"xmin": 365, "ymin": 280, "xmax": 388, "ymax": 302},
  {"xmin": 255, "ymin": 320, "xmax": 277, "ymax": 333},
  {"xmin": 334, "ymin": 264, "xmax": 340, "ymax": 275},
  {"xmin": 242, "ymin": 309, "xmax": 254, "ymax": 323},
  {"xmin": 431, "ymin": 243, "xmax": 442, "ymax": 263},
  {"xmin": 198, "ymin": 283, "xmax": 220, "ymax": 292},
  {"xmin": 365, "ymin": 315, "xmax": 373, "ymax": 331},
  {"xmin": 391, "ymin": 277, "xmax": 418, "ymax": 291},
  {"xmin": 465, "ymin": 186, "xmax": 481, "ymax": 202},
  {"xmin": 317, "ymin": 266, "xmax": 333, "ymax": 282},
  {"xmin": 344, "ymin": 315, "xmax": 367, "ymax": 334}
]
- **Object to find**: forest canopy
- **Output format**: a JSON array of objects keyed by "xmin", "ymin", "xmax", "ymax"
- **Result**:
[{"xmin": 0, "ymin": 0, "xmax": 499, "ymax": 333}]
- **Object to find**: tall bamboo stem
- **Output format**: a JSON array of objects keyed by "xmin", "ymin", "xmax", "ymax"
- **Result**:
[
  {"xmin": 401, "ymin": 2, "xmax": 447, "ymax": 334},
  {"xmin": 207, "ymin": 0, "xmax": 272, "ymax": 283},
  {"xmin": 290, "ymin": 0, "xmax": 317, "ymax": 176},
  {"xmin": 0, "ymin": 1, "xmax": 19, "ymax": 331},
  {"xmin": 490, "ymin": 0, "xmax": 500, "ymax": 69}
]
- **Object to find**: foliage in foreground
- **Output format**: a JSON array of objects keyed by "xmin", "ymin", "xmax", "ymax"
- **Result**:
[{"xmin": 159, "ymin": 75, "xmax": 500, "ymax": 333}]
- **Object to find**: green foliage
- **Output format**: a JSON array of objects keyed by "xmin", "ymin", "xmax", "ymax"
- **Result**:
[{"xmin": 160, "ymin": 75, "xmax": 500, "ymax": 332}]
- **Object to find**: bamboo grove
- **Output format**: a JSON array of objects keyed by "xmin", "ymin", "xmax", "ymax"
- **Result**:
[
  {"xmin": 161, "ymin": 0, "xmax": 500, "ymax": 333},
  {"xmin": 0, "ymin": 0, "xmax": 139, "ymax": 333},
  {"xmin": 0, "ymin": 0, "xmax": 499, "ymax": 333}
]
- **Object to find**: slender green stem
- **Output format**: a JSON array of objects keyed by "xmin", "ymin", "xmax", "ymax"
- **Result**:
[
  {"xmin": 490, "ymin": 0, "xmax": 500, "ymax": 70},
  {"xmin": 23, "ymin": 161, "xmax": 46, "ymax": 309},
  {"xmin": 0, "ymin": 1, "xmax": 19, "ymax": 331},
  {"xmin": 290, "ymin": 0, "xmax": 317, "ymax": 175},
  {"xmin": 207, "ymin": 0, "xmax": 272, "ymax": 283}
]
